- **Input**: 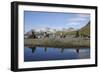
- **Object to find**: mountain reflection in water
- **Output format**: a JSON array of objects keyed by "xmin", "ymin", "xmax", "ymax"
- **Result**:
[{"xmin": 24, "ymin": 46, "xmax": 90, "ymax": 62}]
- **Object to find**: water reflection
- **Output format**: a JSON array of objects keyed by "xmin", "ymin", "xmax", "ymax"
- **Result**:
[
  {"xmin": 29, "ymin": 47, "xmax": 80, "ymax": 53},
  {"xmin": 29, "ymin": 47, "xmax": 36, "ymax": 53},
  {"xmin": 76, "ymin": 49, "xmax": 79, "ymax": 53},
  {"xmin": 60, "ymin": 48, "xmax": 64, "ymax": 53},
  {"xmin": 44, "ymin": 47, "xmax": 47, "ymax": 52},
  {"xmin": 24, "ymin": 46, "xmax": 90, "ymax": 62}
]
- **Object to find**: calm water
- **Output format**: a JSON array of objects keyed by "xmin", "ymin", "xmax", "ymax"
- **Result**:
[{"xmin": 24, "ymin": 47, "xmax": 90, "ymax": 62}]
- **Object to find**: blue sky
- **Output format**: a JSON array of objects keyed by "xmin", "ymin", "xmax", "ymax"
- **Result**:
[{"xmin": 24, "ymin": 11, "xmax": 90, "ymax": 33}]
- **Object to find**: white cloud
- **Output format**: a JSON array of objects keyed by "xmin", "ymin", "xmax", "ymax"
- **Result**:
[
  {"xmin": 68, "ymin": 18, "xmax": 87, "ymax": 22},
  {"xmin": 67, "ymin": 22, "xmax": 80, "ymax": 26},
  {"xmin": 68, "ymin": 14, "xmax": 90, "ymax": 23},
  {"xmin": 67, "ymin": 14, "xmax": 90, "ymax": 27},
  {"xmin": 77, "ymin": 14, "xmax": 90, "ymax": 18}
]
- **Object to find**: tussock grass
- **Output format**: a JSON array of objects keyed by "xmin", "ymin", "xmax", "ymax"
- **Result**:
[{"xmin": 24, "ymin": 38, "xmax": 90, "ymax": 48}]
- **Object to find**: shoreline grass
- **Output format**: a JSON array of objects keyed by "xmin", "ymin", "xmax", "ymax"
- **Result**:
[{"xmin": 24, "ymin": 38, "xmax": 90, "ymax": 48}]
